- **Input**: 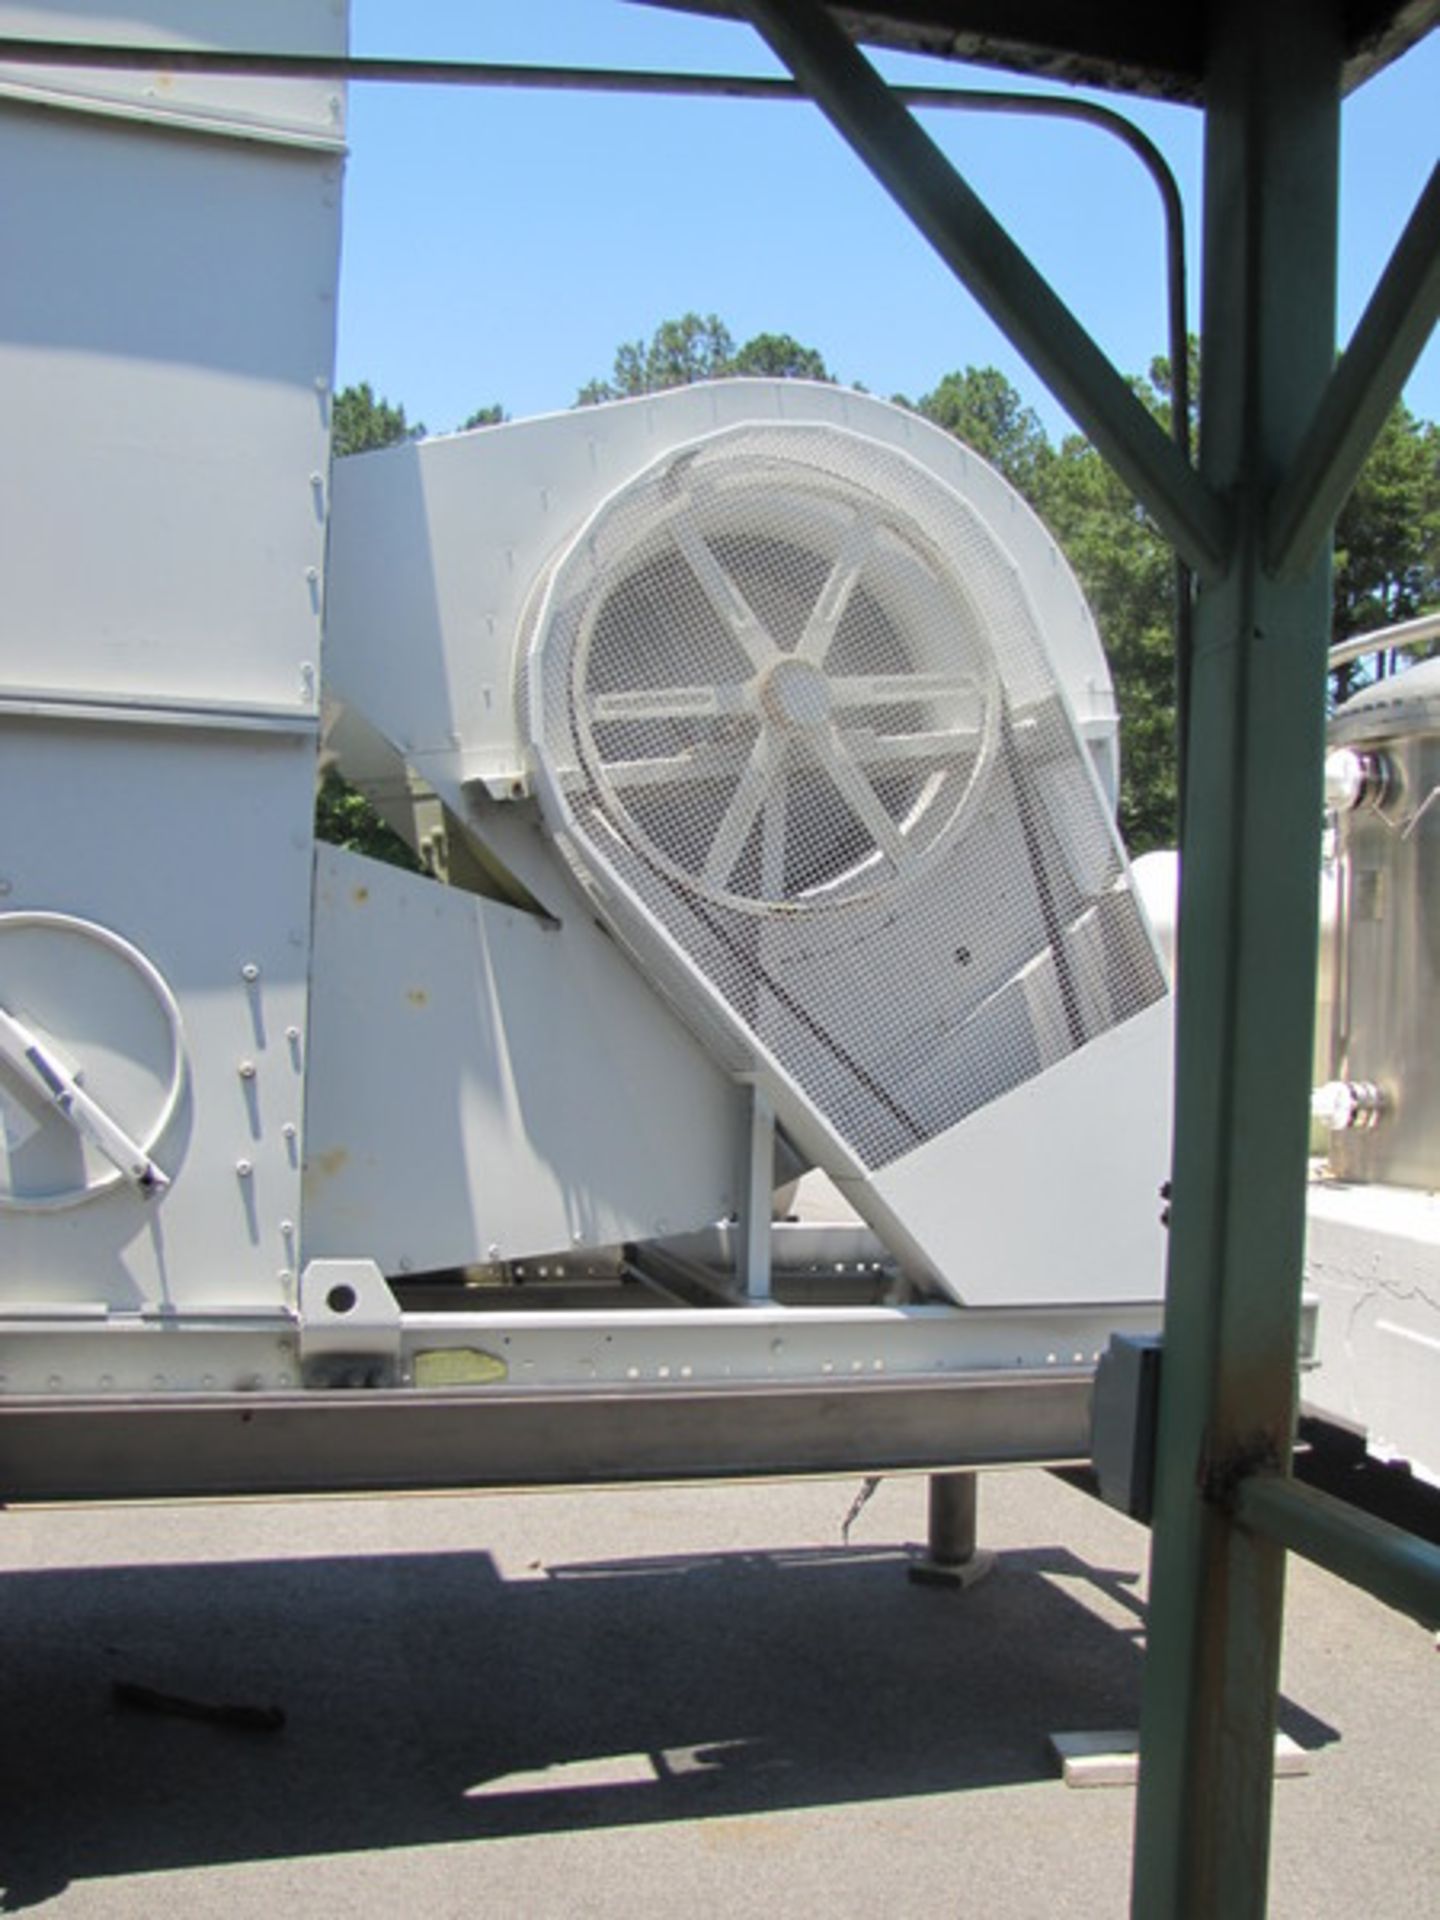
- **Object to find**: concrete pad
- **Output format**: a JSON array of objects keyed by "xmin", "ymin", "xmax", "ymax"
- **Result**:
[
  {"xmin": 0, "ymin": 1470, "xmax": 1433, "ymax": 1919},
  {"xmin": 1049, "ymin": 1728, "xmax": 1313, "ymax": 1788}
]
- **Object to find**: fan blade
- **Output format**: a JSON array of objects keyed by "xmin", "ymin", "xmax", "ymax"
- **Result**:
[
  {"xmin": 701, "ymin": 731, "xmax": 780, "ymax": 887},
  {"xmin": 817, "ymin": 728, "xmax": 916, "ymax": 875},
  {"xmin": 795, "ymin": 510, "xmax": 879, "ymax": 665},
  {"xmin": 669, "ymin": 507, "xmax": 780, "ymax": 675}
]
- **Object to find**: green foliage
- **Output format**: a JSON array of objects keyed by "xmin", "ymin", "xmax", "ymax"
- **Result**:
[
  {"xmin": 728, "ymin": 332, "xmax": 832, "ymax": 381},
  {"xmin": 1333, "ymin": 399, "xmax": 1440, "ymax": 644},
  {"xmin": 578, "ymin": 313, "xmax": 733, "ymax": 403},
  {"xmin": 900, "ymin": 364, "xmax": 1179, "ymax": 850},
  {"xmin": 577, "ymin": 312, "xmax": 832, "ymax": 403},
  {"xmin": 1039, "ymin": 426, "xmax": 1180, "ymax": 852},
  {"xmin": 904, "ymin": 365, "xmax": 1053, "ymax": 500},
  {"xmin": 1141, "ymin": 341, "xmax": 1200, "ymax": 447},
  {"xmin": 314, "ymin": 768, "xmax": 422, "ymax": 872},
  {"xmin": 1026, "ymin": 361, "xmax": 1179, "ymax": 852},
  {"xmin": 331, "ymin": 381, "xmax": 422, "ymax": 457},
  {"xmin": 461, "ymin": 403, "xmax": 507, "ymax": 431}
]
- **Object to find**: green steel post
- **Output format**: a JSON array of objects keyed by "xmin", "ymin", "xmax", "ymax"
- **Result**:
[{"xmin": 1131, "ymin": 5, "xmax": 1343, "ymax": 1915}]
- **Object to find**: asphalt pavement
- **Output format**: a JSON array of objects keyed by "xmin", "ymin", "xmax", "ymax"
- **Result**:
[{"xmin": 0, "ymin": 1467, "xmax": 1434, "ymax": 1917}]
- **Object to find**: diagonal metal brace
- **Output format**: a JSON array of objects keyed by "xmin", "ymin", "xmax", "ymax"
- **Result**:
[
  {"xmin": 741, "ymin": 0, "xmax": 1231, "ymax": 581},
  {"xmin": 1267, "ymin": 160, "xmax": 1440, "ymax": 579}
]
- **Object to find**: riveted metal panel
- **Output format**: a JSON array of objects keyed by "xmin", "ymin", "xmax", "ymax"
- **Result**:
[
  {"xmin": 303, "ymin": 846, "xmax": 746, "ymax": 1274},
  {"xmin": 0, "ymin": 4, "xmax": 343, "ymax": 1392},
  {"xmin": 0, "ymin": 4, "xmax": 343, "ymax": 712}
]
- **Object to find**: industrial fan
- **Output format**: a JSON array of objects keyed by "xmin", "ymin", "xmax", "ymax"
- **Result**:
[{"xmin": 320, "ymin": 381, "xmax": 1172, "ymax": 1305}]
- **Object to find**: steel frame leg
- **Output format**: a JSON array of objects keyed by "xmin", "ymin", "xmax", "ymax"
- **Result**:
[
  {"xmin": 908, "ymin": 1471, "xmax": 996, "ymax": 1590},
  {"xmin": 1132, "ymin": 5, "xmax": 1342, "ymax": 1912}
]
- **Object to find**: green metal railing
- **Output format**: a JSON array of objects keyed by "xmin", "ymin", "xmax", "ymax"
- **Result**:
[{"xmin": 1233, "ymin": 1475, "xmax": 1440, "ymax": 1631}]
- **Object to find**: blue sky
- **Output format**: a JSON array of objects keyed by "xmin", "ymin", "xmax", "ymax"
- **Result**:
[{"xmin": 338, "ymin": 3, "xmax": 1438, "ymax": 444}]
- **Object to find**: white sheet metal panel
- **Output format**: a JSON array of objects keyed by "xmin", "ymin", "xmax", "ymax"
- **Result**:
[
  {"xmin": 324, "ymin": 381, "xmax": 1119, "ymax": 812},
  {"xmin": 851, "ymin": 996, "xmax": 1173, "ymax": 1306},
  {"xmin": 303, "ymin": 847, "xmax": 747, "ymax": 1275},
  {"xmin": 0, "ymin": 3, "xmax": 344, "ymax": 1389},
  {"xmin": 1303, "ymin": 1180, "xmax": 1440, "ymax": 1485},
  {"xmin": 0, "ymin": 4, "xmax": 342, "ymax": 711},
  {"xmin": 0, "ymin": 720, "xmax": 316, "ymax": 1319},
  {"xmin": 0, "ymin": 3, "xmax": 346, "ymax": 148}
]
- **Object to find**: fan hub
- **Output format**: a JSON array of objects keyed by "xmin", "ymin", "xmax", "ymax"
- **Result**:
[{"xmin": 760, "ymin": 656, "xmax": 833, "ymax": 732}]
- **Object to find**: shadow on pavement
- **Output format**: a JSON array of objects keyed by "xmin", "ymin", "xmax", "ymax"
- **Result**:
[{"xmin": 0, "ymin": 1536, "xmax": 1337, "ymax": 1909}]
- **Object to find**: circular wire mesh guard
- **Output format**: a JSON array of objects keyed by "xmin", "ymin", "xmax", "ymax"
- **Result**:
[
  {"xmin": 522, "ymin": 421, "xmax": 1164, "ymax": 1172},
  {"xmin": 531, "ymin": 426, "xmax": 1007, "ymax": 916}
]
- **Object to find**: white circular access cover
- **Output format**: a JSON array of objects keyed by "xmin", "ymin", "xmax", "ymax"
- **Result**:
[
  {"xmin": 522, "ymin": 421, "xmax": 1037, "ymax": 917},
  {"xmin": 0, "ymin": 913, "xmax": 185, "ymax": 1210}
]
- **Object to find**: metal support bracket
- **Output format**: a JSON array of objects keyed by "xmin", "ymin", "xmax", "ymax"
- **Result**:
[
  {"xmin": 739, "ymin": 1084, "xmax": 775, "ymax": 1300},
  {"xmin": 298, "ymin": 1260, "xmax": 402, "ymax": 1388}
]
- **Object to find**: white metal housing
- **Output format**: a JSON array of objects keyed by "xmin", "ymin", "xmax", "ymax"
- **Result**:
[
  {"xmin": 0, "ymin": 1, "xmax": 344, "ymax": 1393},
  {"xmin": 0, "ymin": 4, "xmax": 1177, "ymax": 1495},
  {"xmin": 324, "ymin": 386, "xmax": 1171, "ymax": 1307}
]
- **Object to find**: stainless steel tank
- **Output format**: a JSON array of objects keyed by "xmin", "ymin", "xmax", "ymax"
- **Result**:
[{"xmin": 1323, "ymin": 656, "xmax": 1440, "ymax": 1187}]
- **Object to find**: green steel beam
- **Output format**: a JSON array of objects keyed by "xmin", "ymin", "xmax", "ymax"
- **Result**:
[
  {"xmin": 1131, "ymin": 3, "xmax": 1344, "ymax": 1915},
  {"xmin": 1267, "ymin": 159, "xmax": 1440, "ymax": 577},
  {"xmin": 740, "ymin": 0, "xmax": 1232, "ymax": 582},
  {"xmin": 1234, "ymin": 1474, "xmax": 1440, "ymax": 1631}
]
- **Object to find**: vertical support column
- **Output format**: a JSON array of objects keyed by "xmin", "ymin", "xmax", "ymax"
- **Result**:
[
  {"xmin": 1132, "ymin": 4, "xmax": 1342, "ymax": 1914},
  {"xmin": 908, "ymin": 1470, "xmax": 995, "ymax": 1590},
  {"xmin": 739, "ymin": 1083, "xmax": 774, "ymax": 1300}
]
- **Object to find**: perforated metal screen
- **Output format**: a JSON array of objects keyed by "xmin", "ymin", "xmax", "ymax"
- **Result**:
[{"xmin": 524, "ymin": 422, "xmax": 1165, "ymax": 1171}]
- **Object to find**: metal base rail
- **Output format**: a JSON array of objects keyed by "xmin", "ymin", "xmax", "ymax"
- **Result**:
[{"xmin": 0, "ymin": 1368, "xmax": 1091, "ymax": 1504}]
